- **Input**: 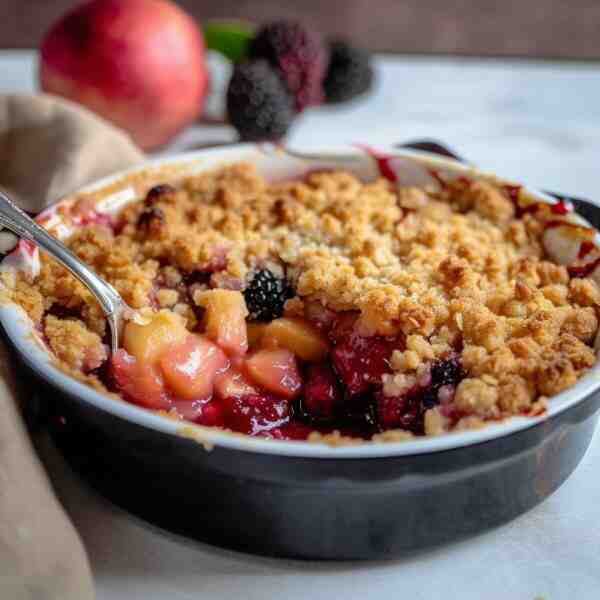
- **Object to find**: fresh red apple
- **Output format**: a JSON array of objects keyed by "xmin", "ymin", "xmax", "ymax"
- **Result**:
[{"xmin": 40, "ymin": 0, "xmax": 208, "ymax": 150}]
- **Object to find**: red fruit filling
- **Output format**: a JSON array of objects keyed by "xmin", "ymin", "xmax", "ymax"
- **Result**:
[
  {"xmin": 70, "ymin": 197, "xmax": 114, "ymax": 228},
  {"xmin": 73, "ymin": 211, "xmax": 114, "ymax": 228},
  {"xmin": 269, "ymin": 422, "xmax": 315, "ymax": 440},
  {"xmin": 196, "ymin": 401, "xmax": 226, "ymax": 427},
  {"xmin": 376, "ymin": 357, "xmax": 465, "ymax": 434},
  {"xmin": 303, "ymin": 363, "xmax": 342, "ymax": 420},
  {"xmin": 221, "ymin": 394, "xmax": 291, "ymax": 436},
  {"xmin": 168, "ymin": 398, "xmax": 227, "ymax": 426},
  {"xmin": 328, "ymin": 311, "xmax": 359, "ymax": 343},
  {"xmin": 171, "ymin": 399, "xmax": 207, "ymax": 422},
  {"xmin": 104, "ymin": 304, "xmax": 466, "ymax": 442},
  {"xmin": 331, "ymin": 333, "xmax": 399, "ymax": 396},
  {"xmin": 377, "ymin": 388, "xmax": 424, "ymax": 433}
]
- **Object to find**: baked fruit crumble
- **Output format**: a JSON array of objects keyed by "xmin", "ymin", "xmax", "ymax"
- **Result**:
[{"xmin": 4, "ymin": 160, "xmax": 600, "ymax": 445}]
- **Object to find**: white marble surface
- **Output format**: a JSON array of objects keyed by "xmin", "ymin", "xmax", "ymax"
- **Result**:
[{"xmin": 2, "ymin": 50, "xmax": 600, "ymax": 599}]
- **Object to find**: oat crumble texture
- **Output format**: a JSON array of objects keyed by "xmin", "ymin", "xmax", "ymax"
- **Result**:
[{"xmin": 6, "ymin": 162, "xmax": 600, "ymax": 444}]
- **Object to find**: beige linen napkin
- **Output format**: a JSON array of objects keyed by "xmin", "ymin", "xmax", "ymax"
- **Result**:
[
  {"xmin": 0, "ymin": 93, "xmax": 143, "ymax": 211},
  {"xmin": 0, "ymin": 94, "xmax": 144, "ymax": 600}
]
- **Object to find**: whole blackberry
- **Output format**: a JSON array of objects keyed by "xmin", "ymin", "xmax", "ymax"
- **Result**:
[
  {"xmin": 323, "ymin": 39, "xmax": 374, "ymax": 104},
  {"xmin": 243, "ymin": 269, "xmax": 294, "ymax": 322},
  {"xmin": 227, "ymin": 60, "xmax": 295, "ymax": 141},
  {"xmin": 429, "ymin": 357, "xmax": 464, "ymax": 388},
  {"xmin": 249, "ymin": 21, "xmax": 327, "ymax": 112},
  {"xmin": 144, "ymin": 184, "xmax": 176, "ymax": 206},
  {"xmin": 422, "ymin": 357, "xmax": 465, "ymax": 408}
]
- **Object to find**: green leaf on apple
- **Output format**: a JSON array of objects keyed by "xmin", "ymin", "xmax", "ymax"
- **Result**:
[{"xmin": 204, "ymin": 20, "xmax": 255, "ymax": 63}]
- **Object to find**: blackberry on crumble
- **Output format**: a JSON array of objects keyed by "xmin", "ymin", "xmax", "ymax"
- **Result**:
[{"xmin": 243, "ymin": 269, "xmax": 294, "ymax": 322}]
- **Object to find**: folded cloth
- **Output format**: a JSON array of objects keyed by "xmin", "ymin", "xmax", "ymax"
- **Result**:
[
  {"xmin": 0, "ymin": 341, "xmax": 96, "ymax": 600},
  {"xmin": 0, "ymin": 93, "xmax": 144, "ymax": 212},
  {"xmin": 0, "ymin": 94, "xmax": 144, "ymax": 599}
]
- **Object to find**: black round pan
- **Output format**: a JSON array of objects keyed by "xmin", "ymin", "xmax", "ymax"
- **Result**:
[
  {"xmin": 5, "ymin": 141, "xmax": 600, "ymax": 559},
  {"xmin": 20, "ymin": 358, "xmax": 600, "ymax": 559}
]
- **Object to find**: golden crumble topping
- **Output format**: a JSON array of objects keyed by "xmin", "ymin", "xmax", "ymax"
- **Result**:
[
  {"xmin": 4, "ymin": 162, "xmax": 600, "ymax": 444},
  {"xmin": 44, "ymin": 315, "xmax": 107, "ymax": 373}
]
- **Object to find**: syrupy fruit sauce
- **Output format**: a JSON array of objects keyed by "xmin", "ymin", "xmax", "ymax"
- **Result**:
[
  {"xmin": 578, "ymin": 240, "xmax": 596, "ymax": 260},
  {"xmin": 568, "ymin": 257, "xmax": 600, "ymax": 279},
  {"xmin": 356, "ymin": 144, "xmax": 399, "ymax": 183},
  {"xmin": 96, "ymin": 303, "xmax": 467, "ymax": 441}
]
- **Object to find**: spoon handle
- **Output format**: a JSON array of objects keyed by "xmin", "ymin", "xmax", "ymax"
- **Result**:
[{"xmin": 0, "ymin": 190, "xmax": 122, "ymax": 318}]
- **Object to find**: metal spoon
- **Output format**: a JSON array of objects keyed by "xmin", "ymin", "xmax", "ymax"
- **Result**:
[
  {"xmin": 261, "ymin": 143, "xmax": 365, "ymax": 165},
  {"xmin": 0, "ymin": 189, "xmax": 133, "ymax": 354}
]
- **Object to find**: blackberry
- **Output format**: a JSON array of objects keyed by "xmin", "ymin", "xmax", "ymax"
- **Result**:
[
  {"xmin": 429, "ymin": 357, "xmax": 464, "ymax": 388},
  {"xmin": 323, "ymin": 39, "xmax": 374, "ymax": 104},
  {"xmin": 331, "ymin": 334, "xmax": 397, "ymax": 397},
  {"xmin": 46, "ymin": 302, "xmax": 83, "ymax": 321},
  {"xmin": 376, "ymin": 356, "xmax": 465, "ymax": 433},
  {"xmin": 227, "ymin": 60, "xmax": 295, "ymax": 141},
  {"xmin": 249, "ymin": 21, "xmax": 327, "ymax": 112},
  {"xmin": 243, "ymin": 269, "xmax": 294, "ymax": 322},
  {"xmin": 422, "ymin": 357, "xmax": 465, "ymax": 408},
  {"xmin": 136, "ymin": 206, "xmax": 166, "ymax": 238},
  {"xmin": 145, "ymin": 184, "xmax": 176, "ymax": 206},
  {"xmin": 137, "ymin": 206, "xmax": 165, "ymax": 227}
]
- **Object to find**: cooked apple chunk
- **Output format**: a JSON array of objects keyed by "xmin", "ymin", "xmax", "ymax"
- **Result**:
[
  {"xmin": 160, "ymin": 334, "xmax": 228, "ymax": 401},
  {"xmin": 123, "ymin": 310, "xmax": 188, "ymax": 365},
  {"xmin": 262, "ymin": 317, "xmax": 329, "ymax": 361},
  {"xmin": 245, "ymin": 348, "xmax": 302, "ymax": 399},
  {"xmin": 195, "ymin": 289, "xmax": 249, "ymax": 356}
]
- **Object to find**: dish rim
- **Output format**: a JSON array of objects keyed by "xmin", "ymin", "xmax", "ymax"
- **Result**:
[{"xmin": 2, "ymin": 142, "xmax": 600, "ymax": 459}]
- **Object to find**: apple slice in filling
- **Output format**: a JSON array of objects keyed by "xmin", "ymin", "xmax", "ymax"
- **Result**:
[
  {"xmin": 111, "ymin": 349, "xmax": 169, "ymax": 409},
  {"xmin": 245, "ymin": 348, "xmax": 302, "ymax": 399},
  {"xmin": 195, "ymin": 289, "xmax": 249, "ymax": 356},
  {"xmin": 160, "ymin": 334, "xmax": 228, "ymax": 401}
]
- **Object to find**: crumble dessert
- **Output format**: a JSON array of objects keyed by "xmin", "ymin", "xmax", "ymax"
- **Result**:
[{"xmin": 4, "ymin": 161, "xmax": 600, "ymax": 444}]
